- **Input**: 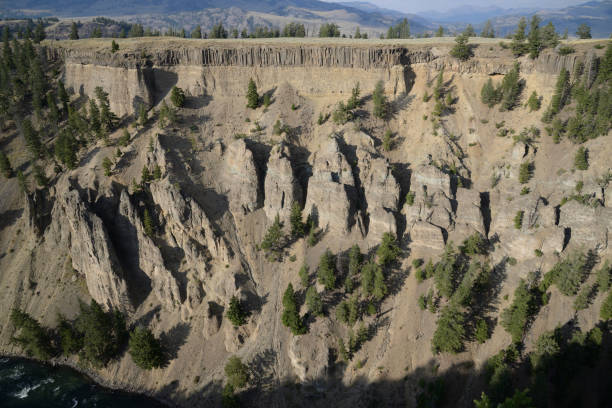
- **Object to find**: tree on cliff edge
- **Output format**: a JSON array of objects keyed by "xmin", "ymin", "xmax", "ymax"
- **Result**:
[{"xmin": 70, "ymin": 22, "xmax": 79, "ymax": 40}]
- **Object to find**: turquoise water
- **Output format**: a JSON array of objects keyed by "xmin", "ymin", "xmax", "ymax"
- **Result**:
[{"xmin": 0, "ymin": 357, "xmax": 166, "ymax": 407}]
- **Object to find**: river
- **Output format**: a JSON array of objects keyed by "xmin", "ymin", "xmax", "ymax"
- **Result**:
[{"xmin": 0, "ymin": 357, "xmax": 167, "ymax": 407}]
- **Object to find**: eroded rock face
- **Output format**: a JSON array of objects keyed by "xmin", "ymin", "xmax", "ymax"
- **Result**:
[
  {"xmin": 48, "ymin": 187, "xmax": 131, "ymax": 312},
  {"xmin": 150, "ymin": 177, "xmax": 230, "ymax": 264},
  {"xmin": 304, "ymin": 138, "xmax": 355, "ymax": 234},
  {"xmin": 116, "ymin": 190, "xmax": 182, "ymax": 311},
  {"xmin": 403, "ymin": 164, "xmax": 453, "ymax": 233},
  {"xmin": 223, "ymin": 140, "xmax": 260, "ymax": 217},
  {"xmin": 264, "ymin": 143, "xmax": 302, "ymax": 223},
  {"xmin": 559, "ymin": 200, "xmax": 611, "ymax": 252},
  {"xmin": 409, "ymin": 221, "xmax": 446, "ymax": 251},
  {"xmin": 357, "ymin": 149, "xmax": 400, "ymax": 239},
  {"xmin": 288, "ymin": 320, "xmax": 330, "ymax": 387},
  {"xmin": 454, "ymin": 188, "xmax": 485, "ymax": 236}
]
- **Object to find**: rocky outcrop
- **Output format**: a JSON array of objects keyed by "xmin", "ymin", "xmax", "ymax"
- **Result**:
[
  {"xmin": 304, "ymin": 138, "xmax": 355, "ymax": 234},
  {"xmin": 404, "ymin": 164, "xmax": 453, "ymax": 233},
  {"xmin": 223, "ymin": 140, "xmax": 260, "ymax": 218},
  {"xmin": 288, "ymin": 320, "xmax": 331, "ymax": 386},
  {"xmin": 116, "ymin": 190, "xmax": 182, "ymax": 311},
  {"xmin": 454, "ymin": 188, "xmax": 485, "ymax": 236},
  {"xmin": 47, "ymin": 187, "xmax": 131, "ymax": 312},
  {"xmin": 150, "ymin": 177, "xmax": 230, "ymax": 264},
  {"xmin": 408, "ymin": 221, "xmax": 446, "ymax": 251},
  {"xmin": 356, "ymin": 149, "xmax": 400, "ymax": 238},
  {"xmin": 559, "ymin": 200, "xmax": 611, "ymax": 252},
  {"xmin": 263, "ymin": 142, "xmax": 302, "ymax": 223}
]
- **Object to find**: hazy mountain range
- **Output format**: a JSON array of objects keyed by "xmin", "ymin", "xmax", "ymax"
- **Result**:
[{"xmin": 2, "ymin": 0, "xmax": 611, "ymax": 37}]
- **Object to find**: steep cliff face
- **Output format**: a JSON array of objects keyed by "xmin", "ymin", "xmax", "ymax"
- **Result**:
[
  {"xmin": 2, "ymin": 38, "xmax": 612, "ymax": 408},
  {"xmin": 47, "ymin": 39, "xmax": 590, "ymax": 117}
]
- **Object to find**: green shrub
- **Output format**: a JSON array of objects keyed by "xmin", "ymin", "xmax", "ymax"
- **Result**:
[
  {"xmin": 406, "ymin": 191, "xmax": 415, "ymax": 206},
  {"xmin": 170, "ymin": 86, "xmax": 185, "ymax": 108},
  {"xmin": 547, "ymin": 252, "xmax": 591, "ymax": 296},
  {"xmin": 526, "ymin": 91, "xmax": 541, "ymax": 111},
  {"xmin": 519, "ymin": 161, "xmax": 532, "ymax": 184},
  {"xmin": 558, "ymin": 46, "xmax": 575, "ymax": 55},
  {"xmin": 306, "ymin": 286, "xmax": 323, "ymax": 316},
  {"xmin": 460, "ymin": 233, "xmax": 488, "ymax": 256},
  {"xmin": 601, "ymin": 290, "xmax": 612, "ymax": 320},
  {"xmin": 299, "ymin": 264, "xmax": 309, "ymax": 287}
]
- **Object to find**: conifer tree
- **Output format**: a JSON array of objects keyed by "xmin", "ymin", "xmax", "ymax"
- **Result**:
[
  {"xmin": 191, "ymin": 25, "xmax": 202, "ymax": 39},
  {"xmin": 33, "ymin": 164, "xmax": 47, "ymax": 187},
  {"xmin": 261, "ymin": 214, "xmax": 283, "ymax": 253},
  {"xmin": 527, "ymin": 15, "xmax": 542, "ymax": 59},
  {"xmin": 143, "ymin": 208, "xmax": 154, "ymax": 237},
  {"xmin": 372, "ymin": 80, "xmax": 387, "ymax": 119},
  {"xmin": 138, "ymin": 103, "xmax": 148, "ymax": 127},
  {"xmin": 526, "ymin": 91, "xmax": 541, "ymax": 111},
  {"xmin": 481, "ymin": 20, "xmax": 495, "ymax": 38},
  {"xmin": 46, "ymin": 91, "xmax": 59, "ymax": 125},
  {"xmin": 481, "ymin": 78, "xmax": 499, "ymax": 107},
  {"xmin": 435, "ymin": 26, "xmax": 444, "ymax": 37},
  {"xmin": 306, "ymin": 286, "xmax": 323, "ymax": 316},
  {"xmin": 58, "ymin": 80, "xmax": 69, "ymax": 114},
  {"xmin": 511, "ymin": 17, "xmax": 528, "ymax": 56},
  {"xmin": 70, "ymin": 22, "xmax": 79, "ymax": 40},
  {"xmin": 102, "ymin": 157, "xmax": 112, "ymax": 176},
  {"xmin": 128, "ymin": 326, "xmax": 165, "ymax": 370},
  {"xmin": 226, "ymin": 296, "xmax": 247, "ymax": 326},
  {"xmin": 289, "ymin": 202, "xmax": 305, "ymax": 238},
  {"xmin": 17, "ymin": 170, "xmax": 28, "ymax": 194},
  {"xmin": 170, "ymin": 86, "xmax": 185, "ymax": 108},
  {"xmin": 574, "ymin": 147, "xmax": 588, "ymax": 170},
  {"xmin": 299, "ymin": 264, "xmax": 309, "ymax": 287},
  {"xmin": 348, "ymin": 244, "xmax": 362, "ymax": 276},
  {"xmin": 89, "ymin": 99, "xmax": 101, "ymax": 134},
  {"xmin": 373, "ymin": 266, "xmax": 387, "ymax": 301},
  {"xmin": 246, "ymin": 78, "xmax": 259, "ymax": 109},
  {"xmin": 317, "ymin": 250, "xmax": 336, "ymax": 290},
  {"xmin": 111, "ymin": 40, "xmax": 119, "ymax": 53},
  {"xmin": 281, "ymin": 283, "xmax": 306, "ymax": 334},
  {"xmin": 0, "ymin": 151, "xmax": 13, "ymax": 178}
]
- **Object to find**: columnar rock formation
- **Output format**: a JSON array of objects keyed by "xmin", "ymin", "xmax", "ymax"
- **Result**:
[
  {"xmin": 304, "ymin": 137, "xmax": 355, "ymax": 234},
  {"xmin": 264, "ymin": 142, "xmax": 302, "ymax": 223},
  {"xmin": 223, "ymin": 139, "xmax": 260, "ymax": 218}
]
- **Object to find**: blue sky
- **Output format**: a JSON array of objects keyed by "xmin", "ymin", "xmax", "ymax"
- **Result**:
[{"xmin": 332, "ymin": 0, "xmax": 589, "ymax": 13}]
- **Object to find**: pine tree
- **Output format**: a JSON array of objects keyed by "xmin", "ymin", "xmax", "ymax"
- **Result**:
[
  {"xmin": 527, "ymin": 15, "xmax": 542, "ymax": 59},
  {"xmin": 354, "ymin": 27, "xmax": 361, "ymax": 39},
  {"xmin": 281, "ymin": 283, "xmax": 306, "ymax": 334},
  {"xmin": 500, "ymin": 62, "xmax": 522, "ymax": 111},
  {"xmin": 526, "ymin": 91, "xmax": 541, "ymax": 111},
  {"xmin": 246, "ymin": 78, "xmax": 259, "ymax": 109},
  {"xmin": 95, "ymin": 87, "xmax": 116, "ymax": 131},
  {"xmin": 511, "ymin": 17, "xmax": 528, "ymax": 56},
  {"xmin": 376, "ymin": 232, "xmax": 400, "ymax": 266},
  {"xmin": 372, "ymin": 80, "xmax": 387, "ymax": 119},
  {"xmin": 299, "ymin": 264, "xmax": 309, "ymax": 287},
  {"xmin": 143, "ymin": 208, "xmax": 154, "ymax": 237},
  {"xmin": 22, "ymin": 119, "xmax": 42, "ymax": 158},
  {"xmin": 138, "ymin": 103, "xmax": 148, "ymax": 127},
  {"xmin": 225, "ymin": 355, "xmax": 249, "ymax": 388},
  {"xmin": 481, "ymin": 20, "xmax": 495, "ymax": 38},
  {"xmin": 348, "ymin": 244, "xmax": 362, "ymax": 276},
  {"xmin": 46, "ymin": 91, "xmax": 59, "ymax": 125},
  {"xmin": 111, "ymin": 40, "xmax": 119, "ymax": 53},
  {"xmin": 306, "ymin": 286, "xmax": 323, "ymax": 316},
  {"xmin": 89, "ymin": 99, "xmax": 101, "ymax": 134},
  {"xmin": 261, "ymin": 214, "xmax": 283, "ymax": 253},
  {"xmin": 435, "ymin": 26, "xmax": 444, "ymax": 37},
  {"xmin": 550, "ymin": 68, "xmax": 569, "ymax": 115},
  {"xmin": 70, "ymin": 22, "xmax": 79, "ymax": 40},
  {"xmin": 128, "ymin": 326, "xmax": 165, "ymax": 369},
  {"xmin": 119, "ymin": 129, "xmax": 130, "ymax": 146},
  {"xmin": 289, "ymin": 202, "xmax": 305, "ymax": 238},
  {"xmin": 33, "ymin": 164, "xmax": 47, "ymax": 187},
  {"xmin": 102, "ymin": 157, "xmax": 112, "ymax": 176},
  {"xmin": 481, "ymin": 78, "xmax": 499, "ymax": 107},
  {"xmin": 17, "ymin": 170, "xmax": 28, "ymax": 194},
  {"xmin": 574, "ymin": 146, "xmax": 588, "ymax": 170},
  {"xmin": 373, "ymin": 266, "xmax": 387, "ymax": 301},
  {"xmin": 0, "ymin": 151, "xmax": 12, "ymax": 178},
  {"xmin": 170, "ymin": 86, "xmax": 185, "ymax": 108},
  {"xmin": 58, "ymin": 80, "xmax": 69, "ymax": 114},
  {"xmin": 226, "ymin": 296, "xmax": 247, "ymax": 326},
  {"xmin": 153, "ymin": 164, "xmax": 162, "ymax": 179},
  {"xmin": 317, "ymin": 250, "xmax": 336, "ymax": 290},
  {"xmin": 191, "ymin": 25, "xmax": 202, "ymax": 39},
  {"xmin": 576, "ymin": 24, "xmax": 592, "ymax": 39},
  {"xmin": 431, "ymin": 304, "xmax": 465, "ymax": 354}
]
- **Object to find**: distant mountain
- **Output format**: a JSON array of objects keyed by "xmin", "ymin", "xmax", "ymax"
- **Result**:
[
  {"xmin": 1, "ymin": 0, "xmax": 431, "ymax": 36},
  {"xmin": 482, "ymin": 0, "xmax": 612, "ymax": 38},
  {"xmin": 417, "ymin": 5, "xmax": 540, "ymax": 24}
]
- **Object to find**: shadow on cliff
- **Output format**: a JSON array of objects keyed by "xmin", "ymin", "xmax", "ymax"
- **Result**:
[
  {"xmin": 152, "ymin": 70, "xmax": 179, "ymax": 105},
  {"xmin": 160, "ymin": 322, "xmax": 191, "ymax": 363},
  {"xmin": 0, "ymin": 208, "xmax": 23, "ymax": 232},
  {"xmin": 148, "ymin": 319, "xmax": 612, "ymax": 408}
]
